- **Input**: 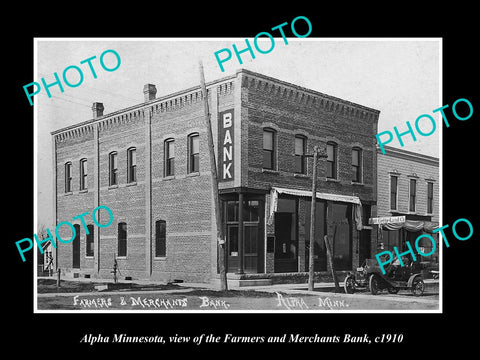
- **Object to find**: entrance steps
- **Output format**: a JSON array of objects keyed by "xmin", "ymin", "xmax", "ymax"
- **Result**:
[{"xmin": 211, "ymin": 277, "xmax": 273, "ymax": 288}]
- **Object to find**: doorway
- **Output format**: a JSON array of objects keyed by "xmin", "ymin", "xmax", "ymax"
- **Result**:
[{"xmin": 225, "ymin": 197, "xmax": 264, "ymax": 273}]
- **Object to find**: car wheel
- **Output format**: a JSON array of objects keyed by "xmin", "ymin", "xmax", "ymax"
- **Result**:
[
  {"xmin": 412, "ymin": 277, "xmax": 425, "ymax": 296},
  {"xmin": 369, "ymin": 274, "xmax": 379, "ymax": 295},
  {"xmin": 387, "ymin": 287, "xmax": 399, "ymax": 294},
  {"xmin": 344, "ymin": 275, "xmax": 355, "ymax": 294}
]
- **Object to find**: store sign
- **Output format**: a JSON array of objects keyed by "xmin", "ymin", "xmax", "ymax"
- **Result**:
[
  {"xmin": 218, "ymin": 109, "xmax": 234, "ymax": 181},
  {"xmin": 368, "ymin": 216, "xmax": 406, "ymax": 225}
]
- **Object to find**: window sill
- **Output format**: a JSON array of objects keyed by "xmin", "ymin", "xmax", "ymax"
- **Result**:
[
  {"xmin": 262, "ymin": 169, "xmax": 279, "ymax": 175},
  {"xmin": 126, "ymin": 181, "xmax": 137, "ymax": 187},
  {"xmin": 64, "ymin": 191, "xmax": 73, "ymax": 196},
  {"xmin": 351, "ymin": 181, "xmax": 364, "ymax": 186},
  {"xmin": 154, "ymin": 256, "xmax": 167, "ymax": 260},
  {"xmin": 108, "ymin": 184, "xmax": 119, "ymax": 190},
  {"xmin": 85, "ymin": 256, "xmax": 94, "ymax": 259},
  {"xmin": 325, "ymin": 178, "xmax": 340, "ymax": 183},
  {"xmin": 163, "ymin": 175, "xmax": 175, "ymax": 181},
  {"xmin": 79, "ymin": 189, "xmax": 88, "ymax": 193},
  {"xmin": 186, "ymin": 172, "xmax": 200, "ymax": 178},
  {"xmin": 116, "ymin": 256, "xmax": 127, "ymax": 260},
  {"xmin": 294, "ymin": 173, "xmax": 310, "ymax": 179}
]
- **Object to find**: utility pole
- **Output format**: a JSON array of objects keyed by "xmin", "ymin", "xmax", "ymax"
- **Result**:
[
  {"xmin": 199, "ymin": 62, "xmax": 228, "ymax": 291},
  {"xmin": 306, "ymin": 146, "xmax": 328, "ymax": 291}
]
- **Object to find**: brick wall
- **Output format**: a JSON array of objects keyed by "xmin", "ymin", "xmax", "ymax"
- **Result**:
[
  {"xmin": 55, "ymin": 130, "xmax": 96, "ymax": 275},
  {"xmin": 240, "ymin": 70, "xmax": 379, "ymax": 270}
]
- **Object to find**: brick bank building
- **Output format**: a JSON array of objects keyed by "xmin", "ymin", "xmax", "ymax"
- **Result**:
[{"xmin": 51, "ymin": 69, "xmax": 380, "ymax": 285}]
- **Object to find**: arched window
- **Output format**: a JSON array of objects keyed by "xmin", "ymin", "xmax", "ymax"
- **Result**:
[
  {"xmin": 109, "ymin": 152, "xmax": 118, "ymax": 186},
  {"xmin": 65, "ymin": 162, "xmax": 72, "ymax": 193},
  {"xmin": 79, "ymin": 158, "xmax": 87, "ymax": 190},
  {"xmin": 155, "ymin": 220, "xmax": 166, "ymax": 257},
  {"xmin": 294, "ymin": 135, "xmax": 307, "ymax": 174},
  {"xmin": 352, "ymin": 147, "xmax": 362, "ymax": 183},
  {"xmin": 326, "ymin": 142, "xmax": 337, "ymax": 179},
  {"xmin": 187, "ymin": 133, "xmax": 199, "ymax": 173},
  {"xmin": 263, "ymin": 128, "xmax": 276, "ymax": 170},
  {"xmin": 86, "ymin": 224, "xmax": 94, "ymax": 257},
  {"xmin": 118, "ymin": 222, "xmax": 127, "ymax": 257},
  {"xmin": 127, "ymin": 147, "xmax": 137, "ymax": 183},
  {"xmin": 164, "ymin": 139, "xmax": 175, "ymax": 177}
]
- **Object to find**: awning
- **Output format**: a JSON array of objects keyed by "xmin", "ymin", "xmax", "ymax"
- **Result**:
[
  {"xmin": 272, "ymin": 187, "xmax": 362, "ymax": 205},
  {"xmin": 380, "ymin": 220, "xmax": 439, "ymax": 233},
  {"xmin": 268, "ymin": 187, "xmax": 363, "ymax": 228}
]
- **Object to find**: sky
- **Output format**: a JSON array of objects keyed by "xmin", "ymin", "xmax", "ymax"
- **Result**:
[{"xmin": 35, "ymin": 38, "xmax": 441, "ymax": 229}]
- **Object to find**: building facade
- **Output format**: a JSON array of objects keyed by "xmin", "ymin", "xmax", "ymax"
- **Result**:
[
  {"xmin": 375, "ymin": 145, "xmax": 440, "ymax": 270},
  {"xmin": 51, "ymin": 69, "xmax": 380, "ymax": 284}
]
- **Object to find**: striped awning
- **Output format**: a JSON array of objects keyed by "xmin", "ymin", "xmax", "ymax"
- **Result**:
[
  {"xmin": 268, "ymin": 187, "xmax": 362, "ymax": 227},
  {"xmin": 272, "ymin": 187, "xmax": 362, "ymax": 205}
]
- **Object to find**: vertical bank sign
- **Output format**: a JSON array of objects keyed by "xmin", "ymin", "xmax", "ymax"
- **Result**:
[{"xmin": 218, "ymin": 109, "xmax": 234, "ymax": 181}]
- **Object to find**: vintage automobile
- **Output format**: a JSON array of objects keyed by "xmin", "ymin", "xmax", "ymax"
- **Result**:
[{"xmin": 343, "ymin": 256, "xmax": 425, "ymax": 296}]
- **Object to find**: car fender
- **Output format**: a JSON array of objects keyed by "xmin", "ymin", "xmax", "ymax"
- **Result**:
[{"xmin": 407, "ymin": 273, "xmax": 423, "ymax": 288}]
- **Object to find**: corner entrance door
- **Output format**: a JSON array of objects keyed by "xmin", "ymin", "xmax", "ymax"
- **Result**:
[
  {"xmin": 72, "ymin": 224, "xmax": 80, "ymax": 268},
  {"xmin": 243, "ymin": 224, "xmax": 258, "ymax": 273},
  {"xmin": 225, "ymin": 197, "xmax": 264, "ymax": 274},
  {"xmin": 227, "ymin": 224, "xmax": 260, "ymax": 273}
]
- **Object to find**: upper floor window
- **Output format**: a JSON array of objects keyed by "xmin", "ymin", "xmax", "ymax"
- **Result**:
[
  {"xmin": 427, "ymin": 182, "xmax": 434, "ymax": 214},
  {"xmin": 294, "ymin": 135, "xmax": 306, "ymax": 174},
  {"xmin": 263, "ymin": 128, "xmax": 276, "ymax": 170},
  {"xmin": 352, "ymin": 148, "xmax": 362, "ymax": 183},
  {"xmin": 65, "ymin": 162, "xmax": 72, "ymax": 193},
  {"xmin": 109, "ymin": 152, "xmax": 118, "ymax": 186},
  {"xmin": 409, "ymin": 178, "xmax": 417, "ymax": 212},
  {"xmin": 79, "ymin": 158, "xmax": 87, "ymax": 190},
  {"xmin": 164, "ymin": 139, "xmax": 175, "ymax": 177},
  {"xmin": 188, "ymin": 133, "xmax": 199, "ymax": 173},
  {"xmin": 326, "ymin": 142, "xmax": 337, "ymax": 179},
  {"xmin": 127, "ymin": 147, "xmax": 137, "ymax": 183},
  {"xmin": 390, "ymin": 175, "xmax": 398, "ymax": 211}
]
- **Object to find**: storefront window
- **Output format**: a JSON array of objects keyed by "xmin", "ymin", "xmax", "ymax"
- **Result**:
[
  {"xmin": 244, "ymin": 200, "xmax": 259, "ymax": 221},
  {"xmin": 227, "ymin": 200, "xmax": 239, "ymax": 222},
  {"xmin": 274, "ymin": 198, "xmax": 298, "ymax": 263}
]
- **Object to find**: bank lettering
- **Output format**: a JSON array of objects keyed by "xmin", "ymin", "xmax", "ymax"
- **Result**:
[{"xmin": 219, "ymin": 109, "xmax": 234, "ymax": 181}]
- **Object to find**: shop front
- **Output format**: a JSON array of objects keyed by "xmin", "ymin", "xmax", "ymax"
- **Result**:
[
  {"xmin": 372, "ymin": 215, "xmax": 439, "ymax": 273},
  {"xmin": 219, "ymin": 187, "xmax": 370, "ymax": 278},
  {"xmin": 268, "ymin": 187, "xmax": 366, "ymax": 274}
]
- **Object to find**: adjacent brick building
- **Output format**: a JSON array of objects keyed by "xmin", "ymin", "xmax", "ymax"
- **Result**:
[
  {"xmin": 51, "ymin": 69, "xmax": 380, "ymax": 285},
  {"xmin": 375, "ymin": 145, "xmax": 440, "ymax": 269}
]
